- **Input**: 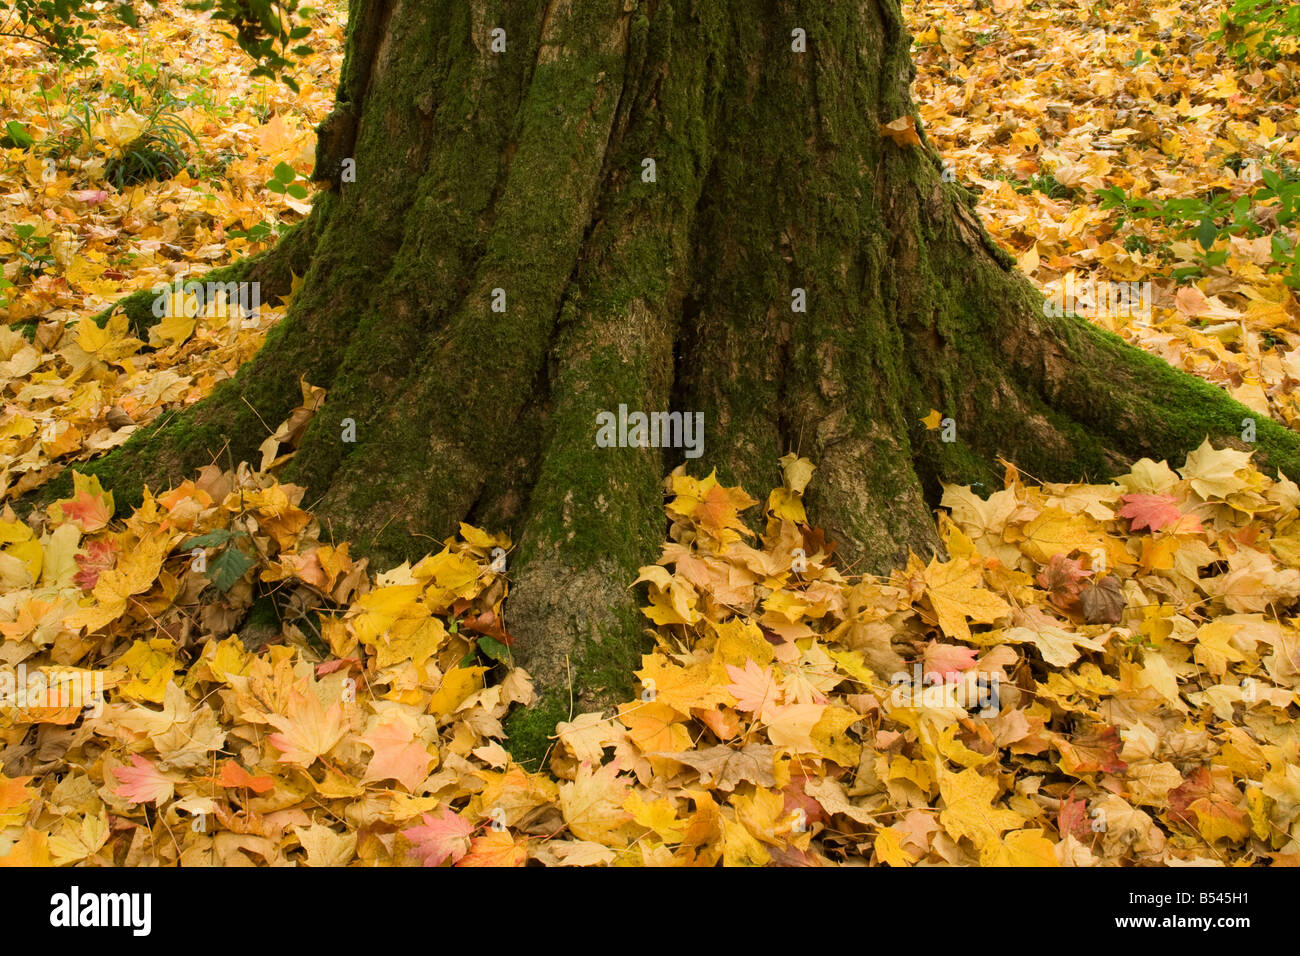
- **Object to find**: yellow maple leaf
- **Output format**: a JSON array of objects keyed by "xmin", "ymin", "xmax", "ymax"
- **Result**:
[
  {"xmin": 636, "ymin": 653, "xmax": 729, "ymax": 713},
  {"xmin": 734, "ymin": 786, "xmax": 787, "ymax": 845},
  {"xmin": 1193, "ymin": 620, "xmax": 1247, "ymax": 678},
  {"xmin": 811, "ymin": 705, "xmax": 862, "ymax": 767},
  {"xmin": 922, "ymin": 553, "xmax": 1011, "ymax": 642},
  {"xmin": 625, "ymin": 791, "xmax": 684, "ymax": 843},
  {"xmin": 147, "ymin": 311, "xmax": 197, "ymax": 349},
  {"xmin": 874, "ymin": 827, "xmax": 916, "ymax": 866},
  {"xmin": 559, "ymin": 763, "xmax": 632, "ymax": 846},
  {"xmin": 778, "ymin": 453, "xmax": 816, "ymax": 495},
  {"xmin": 618, "ymin": 699, "xmax": 692, "ymax": 753},
  {"xmin": 1179, "ymin": 439, "xmax": 1256, "ymax": 500},
  {"xmin": 984, "ymin": 828, "xmax": 1060, "ymax": 866},
  {"xmin": 64, "ymin": 533, "xmax": 170, "ymax": 634},
  {"xmin": 1018, "ymin": 507, "xmax": 1105, "ymax": 564},
  {"xmin": 476, "ymin": 765, "xmax": 560, "ymax": 828},
  {"xmin": 116, "ymin": 639, "xmax": 180, "ymax": 703},
  {"xmin": 75, "ymin": 312, "xmax": 141, "ymax": 363},
  {"xmin": 429, "ymin": 666, "xmax": 488, "ymax": 718},
  {"xmin": 722, "ymin": 816, "xmax": 771, "ymax": 866},
  {"xmin": 267, "ymin": 682, "xmax": 347, "ymax": 766},
  {"xmin": 938, "ymin": 767, "xmax": 1024, "ymax": 850}
]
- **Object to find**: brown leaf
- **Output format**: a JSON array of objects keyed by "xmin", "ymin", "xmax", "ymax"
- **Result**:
[
  {"xmin": 654, "ymin": 744, "xmax": 776, "ymax": 792},
  {"xmin": 1079, "ymin": 575, "xmax": 1124, "ymax": 624}
]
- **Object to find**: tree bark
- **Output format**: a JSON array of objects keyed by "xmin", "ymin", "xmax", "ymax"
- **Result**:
[{"xmin": 44, "ymin": 0, "xmax": 1300, "ymax": 763}]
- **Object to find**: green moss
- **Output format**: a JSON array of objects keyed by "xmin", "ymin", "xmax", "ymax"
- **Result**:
[
  {"xmin": 502, "ymin": 601, "xmax": 646, "ymax": 770},
  {"xmin": 503, "ymin": 690, "xmax": 569, "ymax": 772}
]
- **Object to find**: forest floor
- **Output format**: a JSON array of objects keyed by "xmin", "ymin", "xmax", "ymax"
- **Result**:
[{"xmin": 0, "ymin": 0, "xmax": 1298, "ymax": 866}]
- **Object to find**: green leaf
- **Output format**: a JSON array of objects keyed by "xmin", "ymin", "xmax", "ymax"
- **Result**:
[
  {"xmin": 272, "ymin": 161, "xmax": 297, "ymax": 183},
  {"xmin": 478, "ymin": 636, "xmax": 512, "ymax": 664},
  {"xmin": 286, "ymin": 182, "xmax": 308, "ymax": 199},
  {"xmin": 207, "ymin": 546, "xmax": 256, "ymax": 592},
  {"xmin": 1196, "ymin": 216, "xmax": 1219, "ymax": 252},
  {"xmin": 187, "ymin": 528, "xmax": 239, "ymax": 549},
  {"xmin": 4, "ymin": 122, "xmax": 34, "ymax": 148}
]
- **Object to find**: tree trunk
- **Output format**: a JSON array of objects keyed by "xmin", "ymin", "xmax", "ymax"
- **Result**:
[{"xmin": 47, "ymin": 0, "xmax": 1300, "ymax": 762}]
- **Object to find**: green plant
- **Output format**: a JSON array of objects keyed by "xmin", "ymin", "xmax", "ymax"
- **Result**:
[
  {"xmin": 265, "ymin": 161, "xmax": 308, "ymax": 200},
  {"xmin": 1097, "ymin": 168, "xmax": 1300, "ymax": 286},
  {"xmin": 113, "ymin": 108, "xmax": 199, "ymax": 188},
  {"xmin": 227, "ymin": 221, "xmax": 276, "ymax": 243},
  {"xmin": 0, "ymin": 0, "xmax": 120, "ymax": 65},
  {"xmin": 1212, "ymin": 0, "xmax": 1300, "ymax": 62},
  {"xmin": 10, "ymin": 223, "xmax": 55, "ymax": 279},
  {"xmin": 0, "ymin": 119, "xmax": 35, "ymax": 148},
  {"xmin": 55, "ymin": 75, "xmax": 202, "ymax": 188},
  {"xmin": 1024, "ymin": 171, "xmax": 1072, "ymax": 200},
  {"xmin": 187, "ymin": 0, "xmax": 317, "ymax": 90},
  {"xmin": 0, "ymin": 0, "xmax": 315, "ymax": 88}
]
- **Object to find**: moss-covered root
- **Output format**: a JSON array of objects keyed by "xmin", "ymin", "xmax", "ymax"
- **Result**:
[
  {"xmin": 503, "ymin": 214, "xmax": 691, "ymax": 748},
  {"xmin": 504, "ymin": 292, "xmax": 674, "ymax": 728},
  {"xmin": 1017, "ymin": 317, "xmax": 1300, "ymax": 484}
]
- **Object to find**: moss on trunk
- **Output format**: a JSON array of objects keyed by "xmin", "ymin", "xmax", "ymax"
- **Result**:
[{"xmin": 42, "ymin": 0, "xmax": 1300, "ymax": 770}]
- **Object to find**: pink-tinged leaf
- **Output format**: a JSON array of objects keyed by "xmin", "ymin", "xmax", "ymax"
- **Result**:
[
  {"xmin": 1117, "ymin": 493, "xmax": 1202, "ymax": 533},
  {"xmin": 922, "ymin": 641, "xmax": 978, "ymax": 682},
  {"xmin": 402, "ymin": 809, "xmax": 474, "ymax": 866},
  {"xmin": 1036, "ymin": 553, "xmax": 1093, "ymax": 611},
  {"xmin": 70, "ymin": 189, "xmax": 108, "ymax": 205},
  {"xmin": 1057, "ymin": 796, "xmax": 1092, "ymax": 840},
  {"xmin": 74, "ymin": 539, "xmax": 119, "ymax": 591},
  {"xmin": 56, "ymin": 491, "xmax": 113, "ymax": 532},
  {"xmin": 725, "ymin": 659, "xmax": 778, "ymax": 714},
  {"xmin": 315, "ymin": 658, "xmax": 358, "ymax": 677},
  {"xmin": 111, "ymin": 755, "xmax": 175, "ymax": 805},
  {"xmin": 361, "ymin": 717, "xmax": 432, "ymax": 791}
]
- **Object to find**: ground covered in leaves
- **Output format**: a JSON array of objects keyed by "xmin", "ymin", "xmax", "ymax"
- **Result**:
[{"xmin": 1, "ymin": 0, "xmax": 1300, "ymax": 865}]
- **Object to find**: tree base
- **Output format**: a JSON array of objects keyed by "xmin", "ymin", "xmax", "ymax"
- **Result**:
[{"xmin": 34, "ymin": 0, "xmax": 1300, "ymax": 738}]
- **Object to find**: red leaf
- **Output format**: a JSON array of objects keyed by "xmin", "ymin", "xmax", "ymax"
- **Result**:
[
  {"xmin": 1117, "ymin": 493, "xmax": 1202, "ymax": 533},
  {"xmin": 74, "ymin": 539, "xmax": 119, "ymax": 591},
  {"xmin": 215, "ymin": 760, "xmax": 275, "ymax": 795}
]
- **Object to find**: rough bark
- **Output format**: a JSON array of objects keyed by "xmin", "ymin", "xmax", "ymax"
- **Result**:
[{"xmin": 41, "ymin": 0, "xmax": 1300, "ymax": 764}]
